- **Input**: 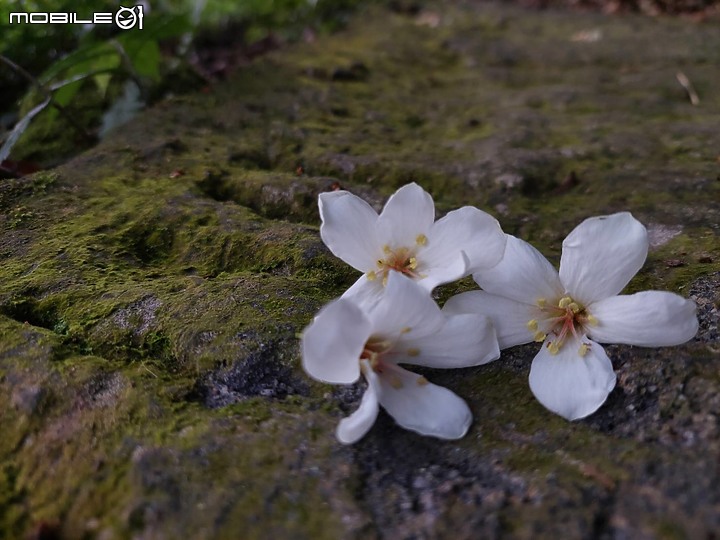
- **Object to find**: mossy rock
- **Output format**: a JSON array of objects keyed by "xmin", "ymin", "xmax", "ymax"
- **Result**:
[{"xmin": 1, "ymin": 2, "xmax": 719, "ymax": 538}]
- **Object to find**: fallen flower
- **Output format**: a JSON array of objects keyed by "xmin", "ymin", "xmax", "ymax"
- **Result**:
[
  {"xmin": 302, "ymin": 272, "xmax": 500, "ymax": 443},
  {"xmin": 319, "ymin": 182, "xmax": 506, "ymax": 308},
  {"xmin": 445, "ymin": 212, "xmax": 698, "ymax": 420}
]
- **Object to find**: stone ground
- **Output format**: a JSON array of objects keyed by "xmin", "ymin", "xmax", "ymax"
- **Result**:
[{"xmin": 1, "ymin": 1, "xmax": 719, "ymax": 538}]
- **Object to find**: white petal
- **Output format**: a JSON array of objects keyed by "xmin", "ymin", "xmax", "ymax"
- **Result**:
[
  {"xmin": 376, "ymin": 183, "xmax": 435, "ymax": 249},
  {"xmin": 341, "ymin": 274, "xmax": 384, "ymax": 313},
  {"xmin": 336, "ymin": 368, "xmax": 380, "ymax": 444},
  {"xmin": 443, "ymin": 291, "xmax": 535, "ymax": 349},
  {"xmin": 416, "ymin": 251, "xmax": 469, "ymax": 292},
  {"xmin": 559, "ymin": 212, "xmax": 648, "ymax": 305},
  {"xmin": 369, "ymin": 272, "xmax": 444, "ymax": 338},
  {"xmin": 473, "ymin": 235, "xmax": 563, "ymax": 305},
  {"xmin": 588, "ymin": 291, "xmax": 698, "ymax": 346},
  {"xmin": 529, "ymin": 337, "xmax": 616, "ymax": 421},
  {"xmin": 395, "ymin": 313, "xmax": 500, "ymax": 368},
  {"xmin": 377, "ymin": 364, "xmax": 472, "ymax": 440},
  {"xmin": 319, "ymin": 190, "xmax": 380, "ymax": 271},
  {"xmin": 301, "ymin": 298, "xmax": 369, "ymax": 384},
  {"xmin": 422, "ymin": 206, "xmax": 506, "ymax": 274}
]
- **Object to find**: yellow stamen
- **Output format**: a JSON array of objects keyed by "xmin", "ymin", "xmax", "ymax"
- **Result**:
[
  {"xmin": 416, "ymin": 234, "xmax": 428, "ymax": 246},
  {"xmin": 568, "ymin": 302, "xmax": 580, "ymax": 314},
  {"xmin": 578, "ymin": 343, "xmax": 589, "ymax": 357},
  {"xmin": 547, "ymin": 341, "xmax": 560, "ymax": 355},
  {"xmin": 416, "ymin": 376, "xmax": 429, "ymax": 386},
  {"xmin": 408, "ymin": 257, "xmax": 418, "ymax": 270},
  {"xmin": 376, "ymin": 259, "xmax": 384, "ymax": 267},
  {"xmin": 407, "ymin": 348, "xmax": 420, "ymax": 357},
  {"xmin": 533, "ymin": 331, "xmax": 547, "ymax": 342},
  {"xmin": 382, "ymin": 274, "xmax": 389, "ymax": 287},
  {"xmin": 390, "ymin": 376, "xmax": 403, "ymax": 389},
  {"xmin": 367, "ymin": 271, "xmax": 377, "ymax": 281},
  {"xmin": 401, "ymin": 327, "xmax": 412, "ymax": 334},
  {"xmin": 527, "ymin": 319, "xmax": 538, "ymax": 332},
  {"xmin": 537, "ymin": 298, "xmax": 547, "ymax": 308},
  {"xmin": 587, "ymin": 315, "xmax": 598, "ymax": 326},
  {"xmin": 558, "ymin": 297, "xmax": 572, "ymax": 309},
  {"xmin": 383, "ymin": 244, "xmax": 392, "ymax": 254}
]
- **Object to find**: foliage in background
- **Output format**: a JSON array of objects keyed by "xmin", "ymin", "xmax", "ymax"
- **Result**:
[{"xmin": 0, "ymin": 0, "xmax": 377, "ymax": 167}]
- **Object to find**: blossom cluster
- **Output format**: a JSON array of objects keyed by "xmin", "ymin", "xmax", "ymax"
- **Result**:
[{"xmin": 301, "ymin": 183, "xmax": 698, "ymax": 443}]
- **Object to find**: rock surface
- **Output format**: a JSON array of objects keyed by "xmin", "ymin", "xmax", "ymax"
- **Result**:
[{"xmin": 1, "ymin": 2, "xmax": 719, "ymax": 538}]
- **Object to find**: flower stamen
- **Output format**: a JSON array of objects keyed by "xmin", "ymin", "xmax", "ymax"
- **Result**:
[
  {"xmin": 529, "ymin": 295, "xmax": 600, "ymax": 355},
  {"xmin": 373, "ymin": 244, "xmax": 423, "ymax": 285}
]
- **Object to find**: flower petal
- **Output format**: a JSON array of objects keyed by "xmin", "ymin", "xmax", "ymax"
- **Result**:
[
  {"xmin": 559, "ymin": 212, "xmax": 648, "ymax": 305},
  {"xmin": 443, "ymin": 290, "xmax": 535, "ymax": 349},
  {"xmin": 341, "ymin": 274, "xmax": 384, "ymax": 312},
  {"xmin": 396, "ymin": 313, "xmax": 500, "ymax": 368},
  {"xmin": 369, "ymin": 272, "xmax": 444, "ymax": 338},
  {"xmin": 319, "ymin": 190, "xmax": 380, "ymax": 271},
  {"xmin": 416, "ymin": 251, "xmax": 469, "ymax": 292},
  {"xmin": 377, "ymin": 364, "xmax": 472, "ymax": 440},
  {"xmin": 473, "ymin": 235, "xmax": 564, "ymax": 305},
  {"xmin": 529, "ymin": 337, "xmax": 616, "ymax": 421},
  {"xmin": 422, "ymin": 206, "xmax": 506, "ymax": 274},
  {"xmin": 376, "ymin": 183, "xmax": 435, "ymax": 249},
  {"xmin": 588, "ymin": 291, "xmax": 698, "ymax": 346},
  {"xmin": 336, "ymin": 366, "xmax": 380, "ymax": 444},
  {"xmin": 301, "ymin": 298, "xmax": 369, "ymax": 384}
]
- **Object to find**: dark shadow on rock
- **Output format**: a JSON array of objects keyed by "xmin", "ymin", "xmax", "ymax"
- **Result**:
[{"xmin": 193, "ymin": 340, "xmax": 309, "ymax": 408}]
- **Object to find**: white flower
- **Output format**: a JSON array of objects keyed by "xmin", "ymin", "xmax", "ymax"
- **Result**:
[
  {"xmin": 319, "ymin": 182, "xmax": 506, "ymax": 308},
  {"xmin": 445, "ymin": 212, "xmax": 698, "ymax": 421},
  {"xmin": 302, "ymin": 272, "xmax": 500, "ymax": 443}
]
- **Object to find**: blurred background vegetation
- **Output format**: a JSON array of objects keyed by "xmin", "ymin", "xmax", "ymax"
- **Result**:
[
  {"xmin": 2, "ymin": 0, "xmax": 714, "ymax": 172},
  {"xmin": 0, "ymin": 0, "xmax": 386, "ymax": 172}
]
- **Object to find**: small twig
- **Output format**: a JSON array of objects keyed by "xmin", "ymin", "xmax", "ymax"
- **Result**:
[
  {"xmin": 0, "ymin": 53, "xmax": 96, "ymax": 142},
  {"xmin": 140, "ymin": 361, "xmax": 159, "ymax": 378},
  {"xmin": 676, "ymin": 71, "xmax": 700, "ymax": 106},
  {"xmin": 0, "ymin": 97, "xmax": 51, "ymax": 163}
]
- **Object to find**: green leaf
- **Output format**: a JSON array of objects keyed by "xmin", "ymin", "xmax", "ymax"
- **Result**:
[
  {"xmin": 51, "ymin": 79, "xmax": 83, "ymax": 109},
  {"xmin": 129, "ymin": 40, "xmax": 161, "ymax": 81},
  {"xmin": 39, "ymin": 42, "xmax": 119, "ymax": 85},
  {"xmin": 115, "ymin": 13, "xmax": 192, "ymax": 82},
  {"xmin": 93, "ymin": 73, "xmax": 113, "ymax": 97}
]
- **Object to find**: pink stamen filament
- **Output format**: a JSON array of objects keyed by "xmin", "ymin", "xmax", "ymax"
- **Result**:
[{"xmin": 535, "ymin": 296, "xmax": 594, "ymax": 353}]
